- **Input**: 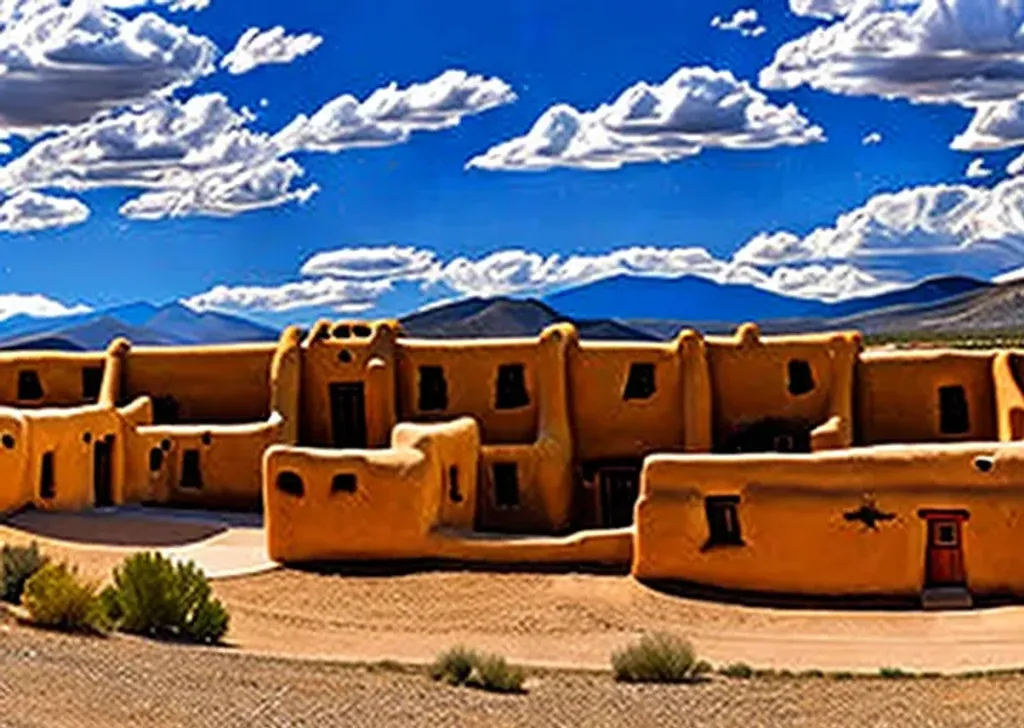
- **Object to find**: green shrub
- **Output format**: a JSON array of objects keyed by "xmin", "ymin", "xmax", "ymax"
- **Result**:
[
  {"xmin": 431, "ymin": 646, "xmax": 476, "ymax": 685},
  {"xmin": 879, "ymin": 667, "xmax": 912, "ymax": 679},
  {"xmin": 612, "ymin": 632, "xmax": 702, "ymax": 684},
  {"xmin": 1, "ymin": 542, "xmax": 48, "ymax": 603},
  {"xmin": 101, "ymin": 552, "xmax": 228, "ymax": 644},
  {"xmin": 21, "ymin": 562, "xmax": 108, "ymax": 634},
  {"xmin": 431, "ymin": 646, "xmax": 525, "ymax": 694},
  {"xmin": 720, "ymin": 662, "xmax": 754, "ymax": 679}
]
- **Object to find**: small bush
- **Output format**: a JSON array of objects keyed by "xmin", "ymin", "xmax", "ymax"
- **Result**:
[
  {"xmin": 1, "ymin": 542, "xmax": 48, "ymax": 603},
  {"xmin": 102, "ymin": 552, "xmax": 228, "ymax": 644},
  {"xmin": 466, "ymin": 653, "xmax": 525, "ymax": 694},
  {"xmin": 612, "ymin": 632, "xmax": 702, "ymax": 684},
  {"xmin": 720, "ymin": 662, "xmax": 754, "ymax": 679},
  {"xmin": 21, "ymin": 562, "xmax": 108, "ymax": 634},
  {"xmin": 879, "ymin": 667, "xmax": 912, "ymax": 679},
  {"xmin": 431, "ymin": 646, "xmax": 525, "ymax": 694}
]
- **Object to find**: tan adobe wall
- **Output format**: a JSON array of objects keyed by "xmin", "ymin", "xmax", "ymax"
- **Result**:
[
  {"xmin": 856, "ymin": 350, "xmax": 997, "ymax": 445},
  {"xmin": 0, "ymin": 352, "xmax": 107, "ymax": 408},
  {"xmin": 634, "ymin": 443, "xmax": 1024, "ymax": 597}
]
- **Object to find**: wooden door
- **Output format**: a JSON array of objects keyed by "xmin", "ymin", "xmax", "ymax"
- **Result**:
[
  {"xmin": 925, "ymin": 515, "xmax": 966, "ymax": 587},
  {"xmin": 93, "ymin": 437, "xmax": 113, "ymax": 507},
  {"xmin": 598, "ymin": 467, "xmax": 640, "ymax": 528},
  {"xmin": 329, "ymin": 382, "xmax": 368, "ymax": 449}
]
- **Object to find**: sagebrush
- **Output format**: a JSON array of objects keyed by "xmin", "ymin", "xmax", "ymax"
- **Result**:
[
  {"xmin": 611, "ymin": 632, "xmax": 708, "ymax": 683},
  {"xmin": 21, "ymin": 562, "xmax": 108, "ymax": 634},
  {"xmin": 431, "ymin": 646, "xmax": 525, "ymax": 693},
  {"xmin": 101, "ymin": 552, "xmax": 228, "ymax": 644},
  {"xmin": 1, "ymin": 541, "xmax": 48, "ymax": 603}
]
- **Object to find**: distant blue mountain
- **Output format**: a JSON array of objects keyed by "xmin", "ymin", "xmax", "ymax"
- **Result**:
[
  {"xmin": 0, "ymin": 301, "xmax": 279, "ymax": 351},
  {"xmin": 544, "ymin": 274, "xmax": 991, "ymax": 324}
]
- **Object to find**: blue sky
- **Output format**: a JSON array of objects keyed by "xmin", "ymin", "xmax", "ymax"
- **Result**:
[{"xmin": 3, "ymin": 0, "xmax": 1024, "ymax": 328}]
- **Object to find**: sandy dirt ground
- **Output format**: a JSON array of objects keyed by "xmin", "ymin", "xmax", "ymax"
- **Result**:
[
  {"xmin": 6, "ymin": 510, "xmax": 1024, "ymax": 675},
  {"xmin": 0, "ymin": 621, "xmax": 1021, "ymax": 728}
]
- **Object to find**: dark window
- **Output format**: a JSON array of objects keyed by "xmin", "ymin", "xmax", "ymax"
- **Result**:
[
  {"xmin": 39, "ymin": 452, "xmax": 54, "ymax": 499},
  {"xmin": 276, "ymin": 471, "xmax": 304, "ymax": 497},
  {"xmin": 180, "ymin": 449, "xmax": 202, "ymax": 489},
  {"xmin": 787, "ymin": 360, "xmax": 815, "ymax": 396},
  {"xmin": 939, "ymin": 385, "xmax": 970, "ymax": 434},
  {"xmin": 493, "ymin": 462, "xmax": 519, "ymax": 508},
  {"xmin": 17, "ymin": 370, "xmax": 43, "ymax": 401},
  {"xmin": 2, "ymin": 434, "xmax": 15, "ymax": 449},
  {"xmin": 332, "ymin": 324, "xmax": 351, "ymax": 338},
  {"xmin": 338, "ymin": 349, "xmax": 353, "ymax": 363},
  {"xmin": 81, "ymin": 367, "xmax": 104, "ymax": 401},
  {"xmin": 623, "ymin": 363, "xmax": 656, "ymax": 400},
  {"xmin": 495, "ymin": 364, "xmax": 529, "ymax": 409},
  {"xmin": 331, "ymin": 473, "xmax": 357, "ymax": 494},
  {"xmin": 704, "ymin": 495, "xmax": 743, "ymax": 548},
  {"xmin": 448, "ymin": 465, "xmax": 463, "ymax": 503},
  {"xmin": 152, "ymin": 396, "xmax": 179, "ymax": 425},
  {"xmin": 352, "ymin": 324, "xmax": 372, "ymax": 337},
  {"xmin": 148, "ymin": 448, "xmax": 164, "ymax": 472},
  {"xmin": 418, "ymin": 366, "xmax": 448, "ymax": 412}
]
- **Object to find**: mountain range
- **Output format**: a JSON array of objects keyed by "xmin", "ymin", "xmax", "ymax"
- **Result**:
[{"xmin": 0, "ymin": 273, "xmax": 1013, "ymax": 351}]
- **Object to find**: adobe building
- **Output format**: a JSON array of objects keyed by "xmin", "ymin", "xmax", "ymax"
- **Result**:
[{"xmin": 0, "ymin": 318, "xmax": 1019, "ymax": 608}]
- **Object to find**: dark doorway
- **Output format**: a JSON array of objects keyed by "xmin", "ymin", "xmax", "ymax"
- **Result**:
[
  {"xmin": 598, "ymin": 465, "xmax": 641, "ymax": 527},
  {"xmin": 93, "ymin": 438, "xmax": 114, "ymax": 507},
  {"xmin": 329, "ymin": 382, "xmax": 368, "ymax": 448},
  {"xmin": 717, "ymin": 418, "xmax": 813, "ymax": 454},
  {"xmin": 921, "ymin": 510, "xmax": 968, "ymax": 587}
]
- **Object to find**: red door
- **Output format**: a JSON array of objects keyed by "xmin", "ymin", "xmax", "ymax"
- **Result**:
[{"xmin": 923, "ymin": 513, "xmax": 967, "ymax": 587}]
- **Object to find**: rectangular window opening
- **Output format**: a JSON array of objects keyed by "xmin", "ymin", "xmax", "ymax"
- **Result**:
[
  {"xmin": 787, "ymin": 359, "xmax": 815, "ymax": 396},
  {"xmin": 180, "ymin": 449, "xmax": 202, "ymax": 489},
  {"xmin": 40, "ymin": 452, "xmax": 55, "ymax": 500},
  {"xmin": 623, "ymin": 362, "xmax": 656, "ymax": 400},
  {"xmin": 417, "ymin": 365, "xmax": 448, "ymax": 412},
  {"xmin": 704, "ymin": 495, "xmax": 743, "ymax": 548},
  {"xmin": 17, "ymin": 370, "xmax": 43, "ymax": 401},
  {"xmin": 81, "ymin": 366, "xmax": 104, "ymax": 402},
  {"xmin": 492, "ymin": 462, "xmax": 519, "ymax": 508},
  {"xmin": 939, "ymin": 385, "xmax": 970, "ymax": 435},
  {"xmin": 495, "ymin": 364, "xmax": 529, "ymax": 410}
]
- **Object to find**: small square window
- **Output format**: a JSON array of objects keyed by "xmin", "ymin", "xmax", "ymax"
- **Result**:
[
  {"xmin": 939, "ymin": 385, "xmax": 970, "ymax": 435},
  {"xmin": 704, "ymin": 495, "xmax": 743, "ymax": 548},
  {"xmin": 17, "ymin": 370, "xmax": 43, "ymax": 401},
  {"xmin": 332, "ymin": 473, "xmax": 357, "ymax": 494},
  {"xmin": 492, "ymin": 462, "xmax": 519, "ymax": 508},
  {"xmin": 81, "ymin": 367, "xmax": 104, "ymax": 401},
  {"xmin": 495, "ymin": 364, "xmax": 529, "ymax": 409},
  {"xmin": 418, "ymin": 366, "xmax": 448, "ymax": 412},
  {"xmin": 623, "ymin": 363, "xmax": 656, "ymax": 400},
  {"xmin": 935, "ymin": 522, "xmax": 958, "ymax": 546},
  {"xmin": 787, "ymin": 360, "xmax": 815, "ymax": 396}
]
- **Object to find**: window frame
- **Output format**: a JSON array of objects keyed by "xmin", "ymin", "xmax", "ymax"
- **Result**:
[{"xmin": 703, "ymin": 495, "xmax": 744, "ymax": 549}]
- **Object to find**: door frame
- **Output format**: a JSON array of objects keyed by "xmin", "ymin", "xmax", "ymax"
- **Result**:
[
  {"xmin": 328, "ymin": 382, "xmax": 368, "ymax": 449},
  {"xmin": 918, "ymin": 508, "xmax": 969, "ymax": 589},
  {"xmin": 93, "ymin": 435, "xmax": 115, "ymax": 508}
]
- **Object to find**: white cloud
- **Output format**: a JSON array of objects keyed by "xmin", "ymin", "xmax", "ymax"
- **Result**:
[
  {"xmin": 0, "ymin": 293, "xmax": 91, "ymax": 321},
  {"xmin": 0, "ymin": 190, "xmax": 88, "ymax": 232},
  {"xmin": 300, "ymin": 246, "xmax": 440, "ymax": 280},
  {"xmin": 952, "ymin": 97, "xmax": 1024, "ymax": 151},
  {"xmin": 467, "ymin": 66, "xmax": 824, "ymax": 171},
  {"xmin": 185, "ymin": 277, "xmax": 390, "ymax": 313},
  {"xmin": 0, "ymin": 0, "xmax": 216, "ymax": 137},
  {"xmin": 711, "ymin": 8, "xmax": 766, "ymax": 37},
  {"xmin": 762, "ymin": 0, "xmax": 1024, "ymax": 107},
  {"xmin": 788, "ymin": 0, "xmax": 858, "ymax": 19},
  {"xmin": 965, "ymin": 157, "xmax": 993, "ymax": 179},
  {"xmin": 221, "ymin": 26, "xmax": 323, "ymax": 76},
  {"xmin": 733, "ymin": 179, "xmax": 1024, "ymax": 281},
  {"xmin": 285, "ymin": 69, "xmax": 516, "ymax": 153},
  {"xmin": 862, "ymin": 131, "xmax": 882, "ymax": 145},
  {"xmin": 0, "ymin": 68, "xmax": 514, "ymax": 220},
  {"xmin": 102, "ymin": 0, "xmax": 212, "ymax": 10}
]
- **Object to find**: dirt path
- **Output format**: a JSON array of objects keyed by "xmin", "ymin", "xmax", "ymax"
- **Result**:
[{"xmin": 0, "ymin": 621, "xmax": 1021, "ymax": 728}]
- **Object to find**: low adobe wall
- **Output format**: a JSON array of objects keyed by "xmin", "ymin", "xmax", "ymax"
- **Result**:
[{"xmin": 634, "ymin": 443, "xmax": 1024, "ymax": 598}]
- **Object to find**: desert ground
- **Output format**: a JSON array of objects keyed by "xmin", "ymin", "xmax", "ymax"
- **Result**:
[{"xmin": 4, "ymin": 508, "xmax": 1024, "ymax": 726}]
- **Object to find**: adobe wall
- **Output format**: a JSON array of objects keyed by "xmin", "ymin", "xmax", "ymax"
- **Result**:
[
  {"xmin": 634, "ymin": 444, "xmax": 1024, "ymax": 597},
  {"xmin": 0, "ymin": 352, "xmax": 107, "ymax": 408},
  {"xmin": 121, "ymin": 344, "xmax": 276, "ymax": 424},
  {"xmin": 856, "ymin": 350, "xmax": 997, "ymax": 445}
]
